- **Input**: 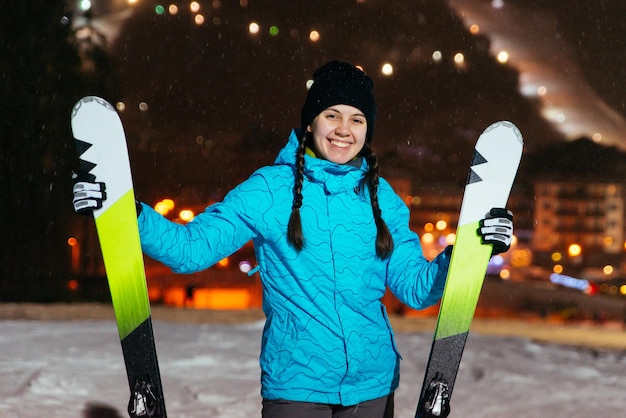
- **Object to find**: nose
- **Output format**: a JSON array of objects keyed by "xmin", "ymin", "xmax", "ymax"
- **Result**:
[{"xmin": 335, "ymin": 120, "xmax": 350, "ymax": 136}]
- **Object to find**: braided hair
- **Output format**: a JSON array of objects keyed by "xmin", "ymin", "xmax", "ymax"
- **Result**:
[
  {"xmin": 286, "ymin": 132, "xmax": 394, "ymax": 259},
  {"xmin": 360, "ymin": 141, "xmax": 394, "ymax": 259},
  {"xmin": 286, "ymin": 132, "xmax": 307, "ymax": 251}
]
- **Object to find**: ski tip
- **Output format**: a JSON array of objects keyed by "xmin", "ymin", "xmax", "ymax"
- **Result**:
[
  {"xmin": 71, "ymin": 96, "xmax": 115, "ymax": 118},
  {"xmin": 484, "ymin": 120, "xmax": 524, "ymax": 146}
]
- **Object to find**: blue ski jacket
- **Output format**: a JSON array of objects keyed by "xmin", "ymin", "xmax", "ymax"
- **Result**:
[{"xmin": 138, "ymin": 129, "xmax": 451, "ymax": 406}]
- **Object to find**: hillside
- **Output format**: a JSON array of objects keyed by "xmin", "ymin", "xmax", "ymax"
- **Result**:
[{"xmin": 112, "ymin": 0, "xmax": 562, "ymax": 201}]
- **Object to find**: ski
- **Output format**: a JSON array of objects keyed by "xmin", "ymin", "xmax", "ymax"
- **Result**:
[
  {"xmin": 71, "ymin": 96, "xmax": 167, "ymax": 418},
  {"xmin": 416, "ymin": 121, "xmax": 523, "ymax": 417}
]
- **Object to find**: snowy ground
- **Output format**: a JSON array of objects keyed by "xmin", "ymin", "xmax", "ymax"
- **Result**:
[{"xmin": 2, "ymin": 304, "xmax": 626, "ymax": 418}]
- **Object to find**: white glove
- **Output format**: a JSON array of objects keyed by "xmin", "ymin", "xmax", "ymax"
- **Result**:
[
  {"xmin": 72, "ymin": 170, "xmax": 106, "ymax": 215},
  {"xmin": 478, "ymin": 208, "xmax": 513, "ymax": 255}
]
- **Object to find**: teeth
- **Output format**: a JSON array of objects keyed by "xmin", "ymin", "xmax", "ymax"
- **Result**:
[{"xmin": 330, "ymin": 140, "xmax": 350, "ymax": 148}]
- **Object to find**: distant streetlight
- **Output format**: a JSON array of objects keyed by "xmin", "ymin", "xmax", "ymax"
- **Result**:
[
  {"xmin": 79, "ymin": 0, "xmax": 92, "ymax": 12},
  {"xmin": 497, "ymin": 51, "xmax": 509, "ymax": 64},
  {"xmin": 453, "ymin": 53, "xmax": 465, "ymax": 67},
  {"xmin": 239, "ymin": 261, "xmax": 252, "ymax": 274},
  {"xmin": 68, "ymin": 237, "xmax": 80, "ymax": 273},
  {"xmin": 179, "ymin": 209, "xmax": 195, "ymax": 222},
  {"xmin": 155, "ymin": 199, "xmax": 175, "ymax": 216},
  {"xmin": 381, "ymin": 63, "xmax": 393, "ymax": 76},
  {"xmin": 568, "ymin": 243, "xmax": 582, "ymax": 258},
  {"xmin": 309, "ymin": 30, "xmax": 320, "ymax": 42},
  {"xmin": 248, "ymin": 22, "xmax": 260, "ymax": 34}
]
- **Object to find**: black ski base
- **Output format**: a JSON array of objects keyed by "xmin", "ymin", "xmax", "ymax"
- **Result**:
[
  {"xmin": 120, "ymin": 316, "xmax": 167, "ymax": 418},
  {"xmin": 416, "ymin": 332, "xmax": 468, "ymax": 418}
]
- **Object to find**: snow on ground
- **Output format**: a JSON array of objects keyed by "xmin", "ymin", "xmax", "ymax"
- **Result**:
[{"xmin": 2, "ymin": 307, "xmax": 626, "ymax": 418}]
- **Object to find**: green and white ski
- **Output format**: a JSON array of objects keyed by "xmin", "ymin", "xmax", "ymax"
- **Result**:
[
  {"xmin": 71, "ymin": 96, "xmax": 166, "ymax": 418},
  {"xmin": 416, "ymin": 121, "xmax": 523, "ymax": 417}
]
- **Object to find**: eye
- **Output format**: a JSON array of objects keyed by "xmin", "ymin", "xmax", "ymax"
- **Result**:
[{"xmin": 352, "ymin": 117, "xmax": 365, "ymax": 124}]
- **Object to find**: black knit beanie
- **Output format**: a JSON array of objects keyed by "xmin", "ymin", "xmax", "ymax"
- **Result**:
[{"xmin": 301, "ymin": 61, "xmax": 377, "ymax": 143}]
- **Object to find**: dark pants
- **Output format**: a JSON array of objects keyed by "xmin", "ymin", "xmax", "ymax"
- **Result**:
[{"xmin": 262, "ymin": 394, "xmax": 394, "ymax": 418}]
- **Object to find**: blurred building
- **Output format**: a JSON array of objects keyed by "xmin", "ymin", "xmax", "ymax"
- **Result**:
[
  {"xmin": 533, "ymin": 181, "xmax": 626, "ymax": 270},
  {"xmin": 72, "ymin": 176, "xmax": 626, "ymax": 309},
  {"xmin": 400, "ymin": 182, "xmax": 533, "ymax": 253}
]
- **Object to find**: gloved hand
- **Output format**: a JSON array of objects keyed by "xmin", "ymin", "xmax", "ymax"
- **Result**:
[
  {"xmin": 478, "ymin": 208, "xmax": 513, "ymax": 255},
  {"xmin": 72, "ymin": 170, "xmax": 106, "ymax": 216}
]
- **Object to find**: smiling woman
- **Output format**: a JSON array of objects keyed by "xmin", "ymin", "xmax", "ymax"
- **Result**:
[
  {"xmin": 306, "ymin": 105, "xmax": 368, "ymax": 164},
  {"xmin": 71, "ymin": 60, "xmax": 515, "ymax": 418}
]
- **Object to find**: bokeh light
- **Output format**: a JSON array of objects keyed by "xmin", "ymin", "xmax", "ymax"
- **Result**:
[
  {"xmin": 422, "ymin": 233, "xmax": 434, "ymax": 244},
  {"xmin": 179, "ymin": 209, "xmax": 195, "ymax": 222},
  {"xmin": 248, "ymin": 22, "xmax": 260, "ymax": 34},
  {"xmin": 239, "ymin": 261, "xmax": 252, "ymax": 274},
  {"xmin": 309, "ymin": 30, "xmax": 320, "ymax": 42},
  {"xmin": 497, "ymin": 51, "xmax": 509, "ymax": 64}
]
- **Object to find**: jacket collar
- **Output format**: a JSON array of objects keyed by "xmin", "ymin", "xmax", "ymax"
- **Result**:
[{"xmin": 275, "ymin": 129, "xmax": 368, "ymax": 194}]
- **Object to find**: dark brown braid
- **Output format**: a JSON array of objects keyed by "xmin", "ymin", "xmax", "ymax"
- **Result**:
[
  {"xmin": 361, "ymin": 142, "xmax": 394, "ymax": 259},
  {"xmin": 287, "ymin": 132, "xmax": 307, "ymax": 250}
]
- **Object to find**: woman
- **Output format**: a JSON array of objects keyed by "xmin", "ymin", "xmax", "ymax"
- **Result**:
[{"xmin": 73, "ymin": 60, "xmax": 513, "ymax": 417}]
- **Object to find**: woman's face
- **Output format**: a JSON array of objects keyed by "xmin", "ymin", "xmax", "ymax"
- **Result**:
[{"xmin": 307, "ymin": 104, "xmax": 367, "ymax": 164}]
